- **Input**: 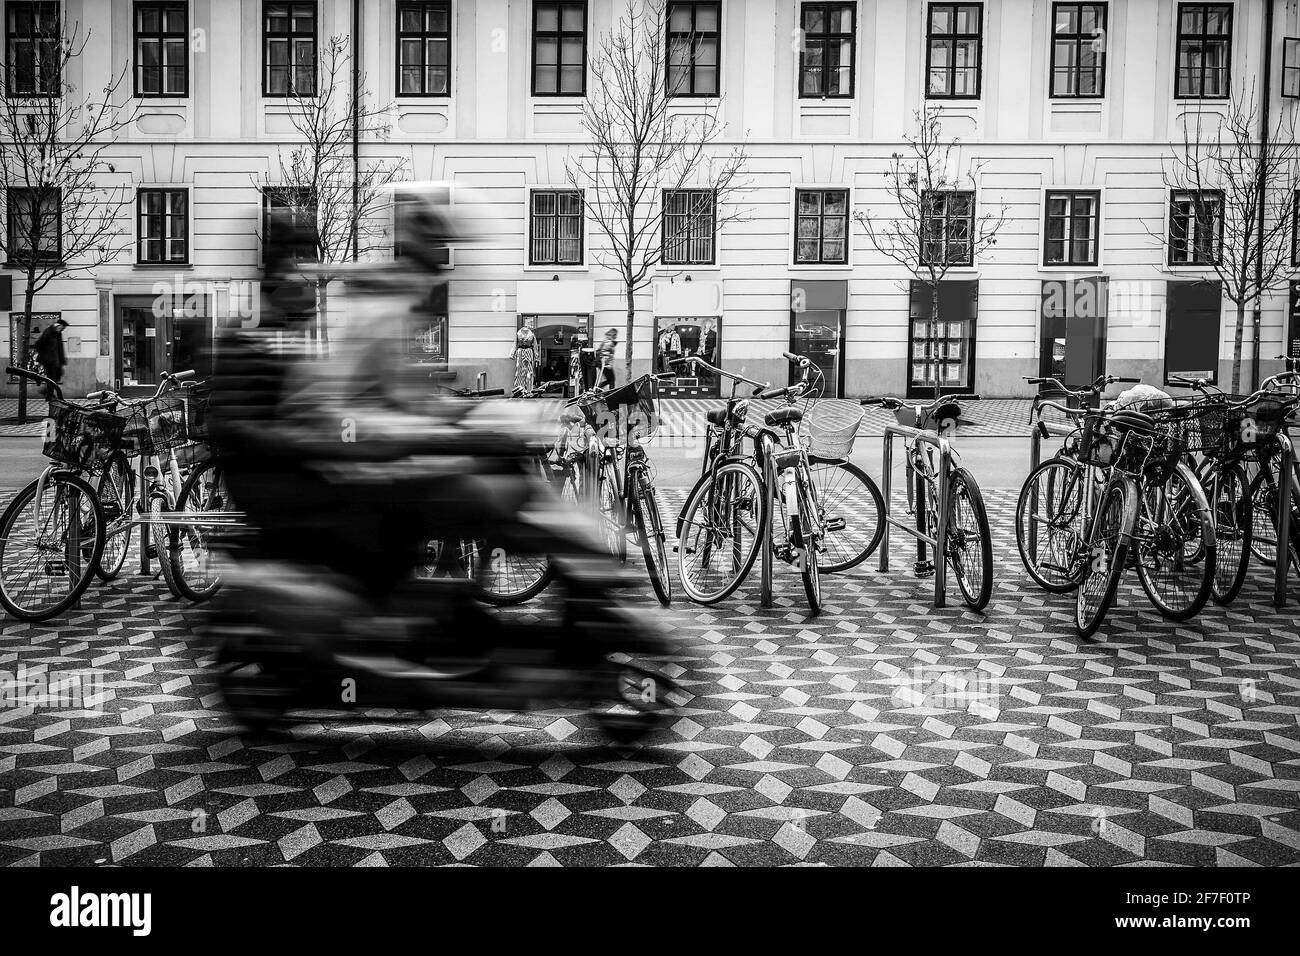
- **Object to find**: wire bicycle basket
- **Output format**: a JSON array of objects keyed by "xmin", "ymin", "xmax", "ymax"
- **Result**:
[
  {"xmin": 801, "ymin": 399, "xmax": 864, "ymax": 460},
  {"xmin": 578, "ymin": 374, "xmax": 659, "ymax": 444},
  {"xmin": 182, "ymin": 386, "xmax": 212, "ymax": 443},
  {"xmin": 41, "ymin": 400, "xmax": 126, "ymax": 475},
  {"xmin": 122, "ymin": 394, "xmax": 188, "ymax": 457}
]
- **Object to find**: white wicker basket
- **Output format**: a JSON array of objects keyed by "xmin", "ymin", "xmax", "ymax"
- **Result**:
[{"xmin": 802, "ymin": 400, "xmax": 864, "ymax": 460}]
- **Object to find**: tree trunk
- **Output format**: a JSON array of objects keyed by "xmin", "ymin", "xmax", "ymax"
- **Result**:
[
  {"xmin": 930, "ymin": 280, "xmax": 942, "ymax": 401},
  {"xmin": 1230, "ymin": 299, "xmax": 1246, "ymax": 395},
  {"xmin": 316, "ymin": 278, "xmax": 330, "ymax": 357},
  {"xmin": 624, "ymin": 284, "xmax": 635, "ymax": 385},
  {"xmin": 15, "ymin": 284, "xmax": 37, "ymax": 424}
]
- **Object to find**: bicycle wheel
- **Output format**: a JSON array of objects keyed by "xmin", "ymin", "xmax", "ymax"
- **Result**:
[
  {"xmin": 676, "ymin": 460, "xmax": 767, "ymax": 604},
  {"xmin": 945, "ymin": 466, "xmax": 993, "ymax": 611},
  {"xmin": 151, "ymin": 494, "xmax": 184, "ymax": 598},
  {"xmin": 170, "ymin": 459, "xmax": 233, "ymax": 603},
  {"xmin": 1016, "ymin": 457, "xmax": 1086, "ymax": 593},
  {"xmin": 596, "ymin": 461, "xmax": 627, "ymax": 563},
  {"xmin": 1248, "ymin": 466, "xmax": 1300, "ymax": 574},
  {"xmin": 466, "ymin": 541, "xmax": 555, "ymax": 606},
  {"xmin": 1075, "ymin": 478, "xmax": 1137, "ymax": 639},
  {"xmin": 0, "ymin": 472, "xmax": 105, "ymax": 621},
  {"xmin": 807, "ymin": 458, "xmax": 885, "ymax": 573},
  {"xmin": 1206, "ymin": 461, "xmax": 1251, "ymax": 605},
  {"xmin": 94, "ymin": 452, "xmax": 134, "ymax": 582},
  {"xmin": 794, "ymin": 467, "xmax": 822, "ymax": 614},
  {"xmin": 631, "ymin": 476, "xmax": 672, "ymax": 606},
  {"xmin": 1134, "ymin": 461, "xmax": 1215, "ymax": 621}
]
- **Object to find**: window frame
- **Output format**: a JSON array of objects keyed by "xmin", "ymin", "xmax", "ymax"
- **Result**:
[
  {"xmin": 395, "ymin": 0, "xmax": 452, "ymax": 98},
  {"xmin": 1174, "ymin": 2, "xmax": 1233, "ymax": 100},
  {"xmin": 133, "ymin": 1, "xmax": 189, "ymax": 99},
  {"xmin": 1048, "ymin": 2, "xmax": 1107, "ymax": 99},
  {"xmin": 1283, "ymin": 37, "xmax": 1300, "ymax": 100},
  {"xmin": 793, "ymin": 187, "xmax": 851, "ymax": 267},
  {"xmin": 1041, "ymin": 188, "xmax": 1102, "ymax": 269},
  {"xmin": 920, "ymin": 189, "xmax": 976, "ymax": 268},
  {"xmin": 262, "ymin": 187, "xmax": 319, "ymax": 265},
  {"xmin": 661, "ymin": 188, "xmax": 717, "ymax": 267},
  {"xmin": 531, "ymin": 0, "xmax": 587, "ymax": 97},
  {"xmin": 1291, "ymin": 191, "xmax": 1300, "ymax": 267},
  {"xmin": 925, "ymin": 2, "xmax": 983, "ymax": 101},
  {"xmin": 665, "ymin": 0, "xmax": 721, "ymax": 99},
  {"xmin": 4, "ymin": 1, "xmax": 61, "ymax": 98},
  {"xmin": 5, "ymin": 186, "xmax": 62, "ymax": 265},
  {"xmin": 798, "ymin": 2, "xmax": 856, "ymax": 100},
  {"xmin": 1167, "ymin": 189, "xmax": 1224, "ymax": 268},
  {"xmin": 136, "ymin": 187, "xmax": 190, "ymax": 265},
  {"xmin": 528, "ymin": 187, "xmax": 586, "ymax": 268},
  {"xmin": 262, "ymin": 1, "xmax": 318, "ymax": 99}
]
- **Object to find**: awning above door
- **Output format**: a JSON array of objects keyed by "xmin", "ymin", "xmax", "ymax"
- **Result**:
[{"xmin": 516, "ymin": 279, "xmax": 595, "ymax": 315}]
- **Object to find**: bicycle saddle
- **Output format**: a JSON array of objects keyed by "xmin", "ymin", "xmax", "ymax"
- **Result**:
[
  {"xmin": 706, "ymin": 408, "xmax": 728, "ymax": 427},
  {"xmin": 1104, "ymin": 409, "xmax": 1157, "ymax": 434},
  {"xmin": 918, "ymin": 401, "xmax": 962, "ymax": 428},
  {"xmin": 764, "ymin": 407, "xmax": 803, "ymax": 427}
]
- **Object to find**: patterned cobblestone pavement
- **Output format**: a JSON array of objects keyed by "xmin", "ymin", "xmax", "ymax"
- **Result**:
[{"xmin": 1, "ymin": 489, "xmax": 1299, "ymax": 867}]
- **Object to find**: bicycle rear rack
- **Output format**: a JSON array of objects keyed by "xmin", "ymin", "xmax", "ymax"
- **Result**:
[{"xmin": 880, "ymin": 425, "xmax": 954, "ymax": 609}]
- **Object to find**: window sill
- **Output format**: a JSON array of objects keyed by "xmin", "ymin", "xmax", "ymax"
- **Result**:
[
  {"xmin": 134, "ymin": 262, "xmax": 192, "ymax": 270},
  {"xmin": 522, "ymin": 264, "xmax": 589, "ymax": 274},
  {"xmin": 656, "ymin": 263, "xmax": 721, "ymax": 273},
  {"xmin": 394, "ymin": 94, "xmax": 453, "ymax": 101},
  {"xmin": 1038, "ymin": 263, "xmax": 1105, "ymax": 273},
  {"xmin": 789, "ymin": 262, "xmax": 854, "ymax": 272}
]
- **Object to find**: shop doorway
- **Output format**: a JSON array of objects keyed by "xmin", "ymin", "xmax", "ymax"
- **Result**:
[
  {"xmin": 1040, "ymin": 277, "xmax": 1108, "ymax": 403},
  {"xmin": 520, "ymin": 314, "xmax": 594, "ymax": 391},
  {"xmin": 1165, "ymin": 280, "xmax": 1222, "ymax": 385},
  {"xmin": 115, "ymin": 294, "xmax": 212, "ymax": 396},
  {"xmin": 654, "ymin": 316, "xmax": 720, "ymax": 398},
  {"xmin": 789, "ymin": 310, "xmax": 844, "ymax": 398}
]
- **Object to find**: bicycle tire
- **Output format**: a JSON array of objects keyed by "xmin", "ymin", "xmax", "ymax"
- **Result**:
[
  {"xmin": 596, "ymin": 460, "xmax": 627, "ymax": 564},
  {"xmin": 946, "ymin": 466, "xmax": 993, "ymax": 611},
  {"xmin": 1016, "ymin": 457, "xmax": 1086, "ymax": 593},
  {"xmin": 94, "ymin": 452, "xmax": 133, "ymax": 582},
  {"xmin": 1207, "ymin": 461, "xmax": 1251, "ymax": 605},
  {"xmin": 676, "ymin": 460, "xmax": 767, "ymax": 605},
  {"xmin": 152, "ymin": 494, "xmax": 184, "ymax": 599},
  {"xmin": 468, "ymin": 541, "xmax": 555, "ymax": 606},
  {"xmin": 807, "ymin": 457, "xmax": 885, "ymax": 573},
  {"xmin": 171, "ymin": 458, "xmax": 232, "ymax": 603},
  {"xmin": 1075, "ymin": 478, "xmax": 1137, "ymax": 639},
  {"xmin": 1134, "ymin": 461, "xmax": 1215, "ymax": 620},
  {"xmin": 631, "ymin": 478, "xmax": 672, "ymax": 606},
  {"xmin": 0, "ymin": 471, "xmax": 105, "ymax": 621},
  {"xmin": 795, "ymin": 467, "xmax": 821, "ymax": 614},
  {"xmin": 1247, "ymin": 466, "xmax": 1300, "ymax": 574}
]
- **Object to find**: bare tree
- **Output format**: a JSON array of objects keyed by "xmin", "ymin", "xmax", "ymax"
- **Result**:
[
  {"xmin": 566, "ymin": 0, "xmax": 747, "ymax": 381},
  {"xmin": 854, "ymin": 107, "xmax": 1006, "ymax": 399},
  {"xmin": 0, "ymin": 22, "xmax": 137, "ymax": 422},
  {"xmin": 1154, "ymin": 87, "xmax": 1299, "ymax": 393},
  {"xmin": 259, "ymin": 35, "xmax": 407, "ymax": 352}
]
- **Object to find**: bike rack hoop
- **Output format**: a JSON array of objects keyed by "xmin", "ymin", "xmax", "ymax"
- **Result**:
[{"xmin": 879, "ymin": 424, "xmax": 953, "ymax": 609}]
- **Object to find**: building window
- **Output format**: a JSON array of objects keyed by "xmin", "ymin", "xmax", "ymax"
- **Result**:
[
  {"xmin": 794, "ymin": 189, "xmax": 849, "ymax": 265},
  {"xmin": 4, "ymin": 2, "xmax": 60, "ymax": 96},
  {"xmin": 1168, "ymin": 190, "xmax": 1223, "ymax": 266},
  {"xmin": 134, "ymin": 2, "xmax": 188, "ymax": 97},
  {"xmin": 137, "ymin": 189, "xmax": 188, "ymax": 264},
  {"xmin": 1050, "ymin": 3, "xmax": 1106, "ymax": 98},
  {"xmin": 263, "ymin": 188, "xmax": 318, "ymax": 263},
  {"xmin": 5, "ymin": 188, "xmax": 61, "ymax": 263},
  {"xmin": 1176, "ymin": 3, "xmax": 1231, "ymax": 99},
  {"xmin": 921, "ymin": 190, "xmax": 975, "ymax": 267},
  {"xmin": 529, "ymin": 189, "xmax": 583, "ymax": 266},
  {"xmin": 926, "ymin": 3, "xmax": 982, "ymax": 99},
  {"xmin": 1284, "ymin": 38, "xmax": 1300, "ymax": 99},
  {"xmin": 666, "ymin": 1, "xmax": 720, "ymax": 98},
  {"xmin": 397, "ymin": 1, "xmax": 451, "ymax": 96},
  {"xmin": 799, "ymin": 3, "xmax": 855, "ymax": 99},
  {"xmin": 1043, "ymin": 190, "xmax": 1100, "ymax": 267},
  {"xmin": 263, "ymin": 2, "xmax": 316, "ymax": 97},
  {"xmin": 532, "ymin": 1, "xmax": 585, "ymax": 96},
  {"xmin": 662, "ymin": 189, "xmax": 716, "ymax": 266}
]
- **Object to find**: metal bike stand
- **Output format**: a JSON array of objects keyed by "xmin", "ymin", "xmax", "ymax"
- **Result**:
[
  {"xmin": 758, "ymin": 431, "xmax": 776, "ymax": 608},
  {"xmin": 1275, "ymin": 435, "xmax": 1295, "ymax": 608},
  {"xmin": 879, "ymin": 425, "xmax": 953, "ymax": 609}
]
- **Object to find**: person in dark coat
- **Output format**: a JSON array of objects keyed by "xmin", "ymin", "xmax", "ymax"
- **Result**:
[{"xmin": 32, "ymin": 317, "xmax": 68, "ymax": 400}]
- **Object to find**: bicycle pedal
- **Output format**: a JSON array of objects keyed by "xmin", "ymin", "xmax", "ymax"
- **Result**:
[
  {"xmin": 913, "ymin": 560, "xmax": 935, "ymax": 578},
  {"xmin": 824, "ymin": 517, "xmax": 846, "ymax": 533}
]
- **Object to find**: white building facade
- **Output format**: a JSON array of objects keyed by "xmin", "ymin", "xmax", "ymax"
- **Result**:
[{"xmin": 4, "ymin": 0, "xmax": 1300, "ymax": 399}]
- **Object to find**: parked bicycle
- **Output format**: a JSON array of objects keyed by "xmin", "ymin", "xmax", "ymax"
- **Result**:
[{"xmin": 861, "ymin": 391, "xmax": 992, "ymax": 611}]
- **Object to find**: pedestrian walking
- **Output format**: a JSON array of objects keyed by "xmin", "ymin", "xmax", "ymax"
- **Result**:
[
  {"xmin": 597, "ymin": 327, "xmax": 618, "ymax": 390},
  {"xmin": 32, "ymin": 317, "xmax": 68, "ymax": 401},
  {"xmin": 512, "ymin": 325, "xmax": 539, "ymax": 396}
]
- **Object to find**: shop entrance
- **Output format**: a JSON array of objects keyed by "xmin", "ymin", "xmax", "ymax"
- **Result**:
[
  {"xmin": 115, "ymin": 294, "xmax": 212, "ymax": 396},
  {"xmin": 1165, "ymin": 280, "xmax": 1222, "ymax": 385},
  {"xmin": 520, "ymin": 314, "xmax": 594, "ymax": 392},
  {"xmin": 790, "ymin": 279, "xmax": 847, "ymax": 398},
  {"xmin": 907, "ymin": 279, "xmax": 978, "ymax": 398},
  {"xmin": 654, "ymin": 316, "xmax": 720, "ymax": 398},
  {"xmin": 1040, "ymin": 277, "xmax": 1107, "ymax": 403}
]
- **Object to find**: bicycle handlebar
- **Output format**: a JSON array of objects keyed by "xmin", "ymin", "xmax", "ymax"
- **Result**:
[
  {"xmin": 86, "ymin": 370, "xmax": 197, "ymax": 408},
  {"xmin": 4, "ymin": 365, "xmax": 63, "ymax": 401}
]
